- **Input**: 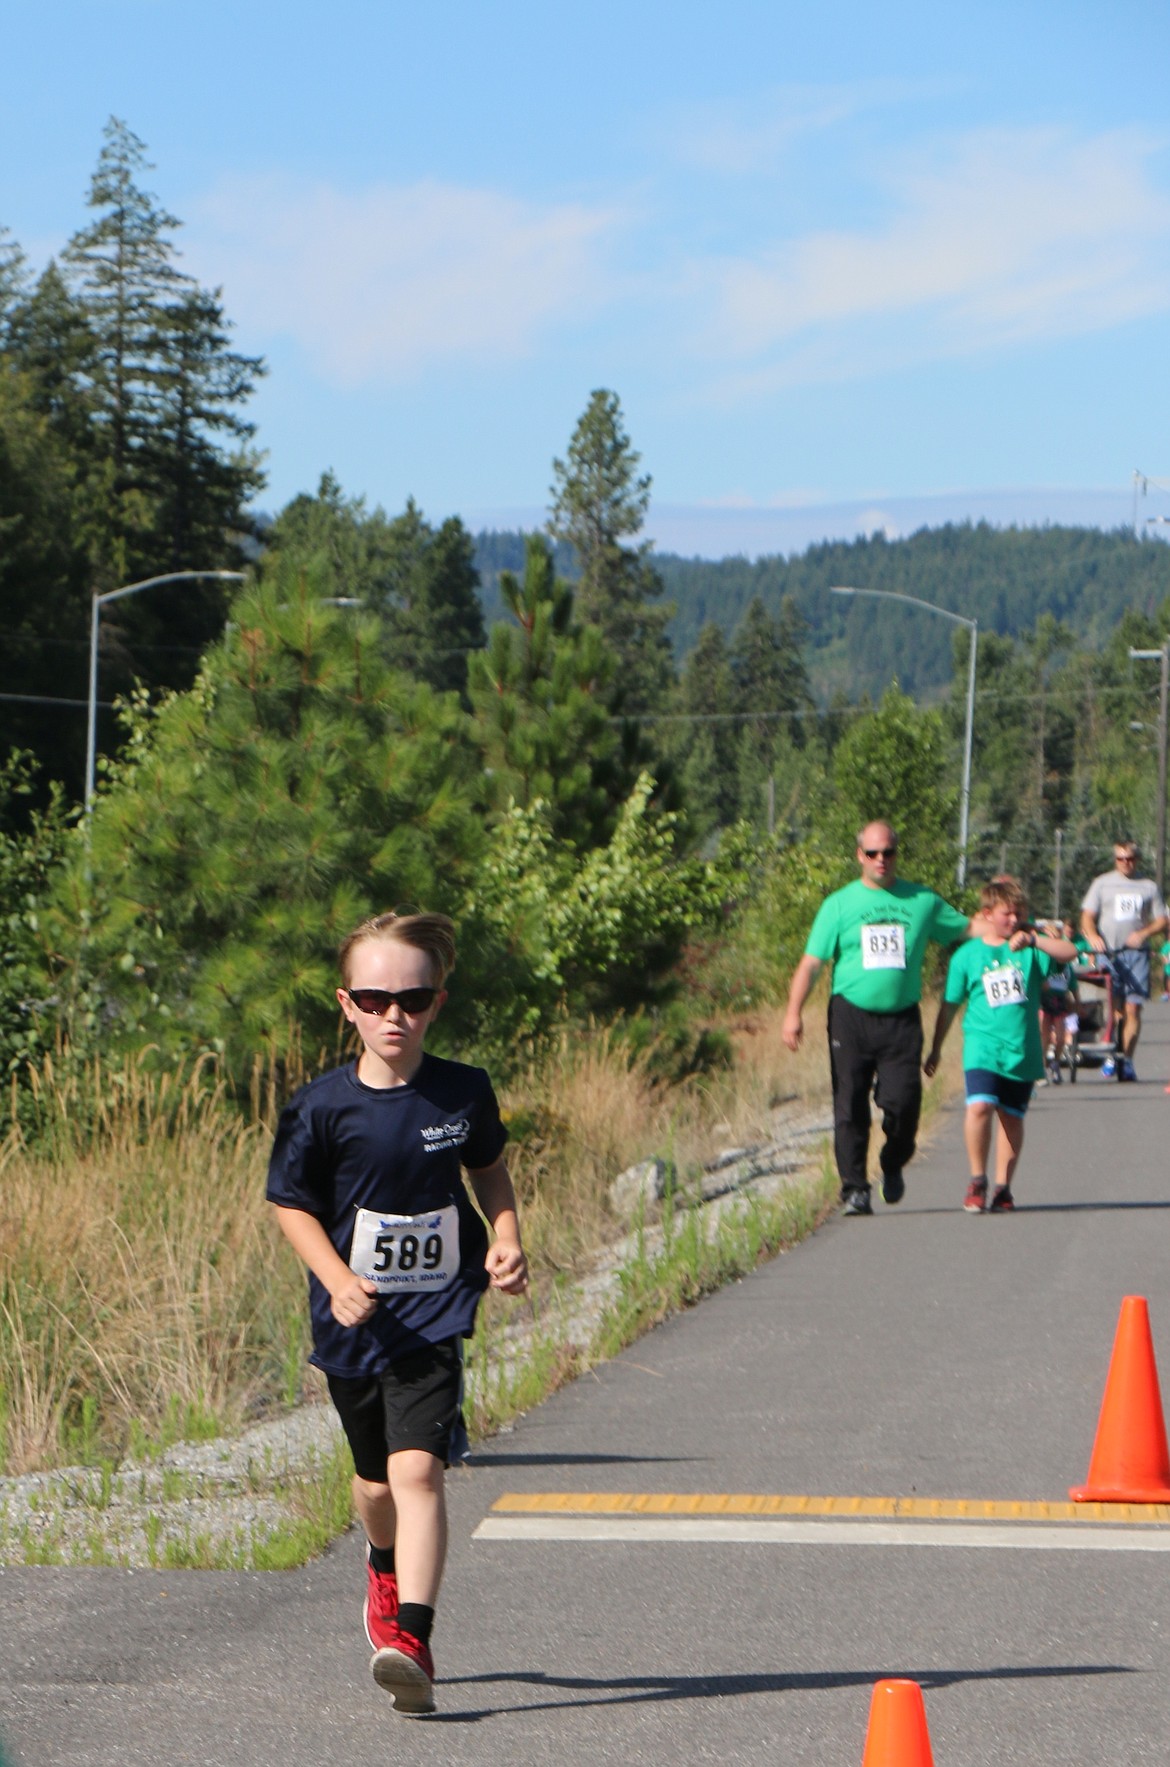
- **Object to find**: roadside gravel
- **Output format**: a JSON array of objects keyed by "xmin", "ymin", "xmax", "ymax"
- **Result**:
[{"xmin": 0, "ymin": 1104, "xmax": 833, "ymax": 1569}]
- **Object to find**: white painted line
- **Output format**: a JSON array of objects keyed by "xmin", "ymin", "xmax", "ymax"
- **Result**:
[{"xmin": 474, "ymin": 1515, "xmax": 1170, "ymax": 1553}]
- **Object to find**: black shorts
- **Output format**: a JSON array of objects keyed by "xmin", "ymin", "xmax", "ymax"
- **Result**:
[{"xmin": 326, "ymin": 1338, "xmax": 464, "ymax": 1477}]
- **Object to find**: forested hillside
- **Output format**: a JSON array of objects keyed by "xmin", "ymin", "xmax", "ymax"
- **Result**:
[
  {"xmin": 476, "ymin": 523, "xmax": 1170, "ymax": 702},
  {"xmin": 618, "ymin": 525, "xmax": 1170, "ymax": 701}
]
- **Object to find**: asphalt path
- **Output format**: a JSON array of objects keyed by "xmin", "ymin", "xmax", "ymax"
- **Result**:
[{"xmin": 4, "ymin": 1011, "xmax": 1170, "ymax": 1764}]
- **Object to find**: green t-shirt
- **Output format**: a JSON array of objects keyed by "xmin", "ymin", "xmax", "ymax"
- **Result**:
[
  {"xmin": 805, "ymin": 878, "xmax": 971, "ymax": 1013},
  {"xmin": 944, "ymin": 940, "xmax": 1054, "ymax": 1081}
]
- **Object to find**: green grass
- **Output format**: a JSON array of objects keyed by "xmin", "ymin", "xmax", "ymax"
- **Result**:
[{"xmin": 0, "ymin": 1151, "xmax": 838, "ymax": 1572}]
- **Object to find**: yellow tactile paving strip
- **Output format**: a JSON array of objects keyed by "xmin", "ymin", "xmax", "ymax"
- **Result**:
[{"xmin": 492, "ymin": 1491, "xmax": 1170, "ymax": 1525}]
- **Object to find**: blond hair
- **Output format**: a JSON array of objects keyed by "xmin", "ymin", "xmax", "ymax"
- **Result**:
[
  {"xmin": 338, "ymin": 911, "xmax": 456, "ymax": 988},
  {"xmin": 980, "ymin": 876, "xmax": 1027, "ymax": 915}
]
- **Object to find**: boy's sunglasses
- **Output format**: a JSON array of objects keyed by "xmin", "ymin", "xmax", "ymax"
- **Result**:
[
  {"xmin": 862, "ymin": 847, "xmax": 897, "ymax": 858},
  {"xmin": 345, "ymin": 986, "xmax": 438, "ymax": 1016}
]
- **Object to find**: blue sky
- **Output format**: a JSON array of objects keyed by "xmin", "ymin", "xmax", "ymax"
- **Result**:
[{"xmin": 5, "ymin": 0, "xmax": 1170, "ymax": 555}]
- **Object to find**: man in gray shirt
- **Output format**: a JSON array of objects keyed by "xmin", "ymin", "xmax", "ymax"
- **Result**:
[{"xmin": 1081, "ymin": 840, "xmax": 1168, "ymax": 1081}]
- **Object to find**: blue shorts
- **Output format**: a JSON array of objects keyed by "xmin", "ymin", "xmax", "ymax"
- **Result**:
[
  {"xmin": 1102, "ymin": 948, "xmax": 1150, "ymax": 1004},
  {"xmin": 964, "ymin": 1069, "xmax": 1034, "ymax": 1118}
]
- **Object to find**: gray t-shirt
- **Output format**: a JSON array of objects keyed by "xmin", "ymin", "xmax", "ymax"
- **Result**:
[{"xmin": 1081, "ymin": 869, "xmax": 1167, "ymax": 948}]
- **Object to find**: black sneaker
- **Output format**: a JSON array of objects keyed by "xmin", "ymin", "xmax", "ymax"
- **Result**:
[
  {"xmin": 881, "ymin": 1169, "xmax": 905, "ymax": 1205},
  {"xmin": 842, "ymin": 1188, "xmax": 873, "ymax": 1216},
  {"xmin": 987, "ymin": 1185, "xmax": 1015, "ymax": 1212}
]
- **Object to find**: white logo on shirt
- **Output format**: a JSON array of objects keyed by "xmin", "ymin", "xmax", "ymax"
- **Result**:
[{"xmin": 420, "ymin": 1118, "xmax": 470, "ymax": 1152}]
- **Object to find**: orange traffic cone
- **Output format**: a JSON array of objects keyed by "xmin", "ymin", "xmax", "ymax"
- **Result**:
[
  {"xmin": 861, "ymin": 1679, "xmax": 936, "ymax": 1767},
  {"xmin": 1070, "ymin": 1296, "xmax": 1170, "ymax": 1502}
]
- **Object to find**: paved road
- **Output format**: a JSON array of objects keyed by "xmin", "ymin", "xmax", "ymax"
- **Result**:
[{"xmin": 4, "ymin": 1014, "xmax": 1170, "ymax": 1764}]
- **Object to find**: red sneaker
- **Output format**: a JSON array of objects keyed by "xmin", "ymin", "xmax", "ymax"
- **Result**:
[
  {"xmin": 371, "ymin": 1623, "xmax": 436, "ymax": 1715},
  {"xmin": 363, "ymin": 1550, "xmax": 399, "ymax": 1652},
  {"xmin": 988, "ymin": 1185, "xmax": 1015, "ymax": 1212},
  {"xmin": 963, "ymin": 1178, "xmax": 987, "ymax": 1213}
]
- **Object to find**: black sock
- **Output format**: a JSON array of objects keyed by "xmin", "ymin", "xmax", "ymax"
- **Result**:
[
  {"xmin": 396, "ymin": 1603, "xmax": 434, "ymax": 1647},
  {"xmin": 367, "ymin": 1542, "xmax": 395, "ymax": 1575}
]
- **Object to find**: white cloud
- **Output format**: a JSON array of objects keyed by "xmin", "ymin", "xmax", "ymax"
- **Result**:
[
  {"xmin": 854, "ymin": 507, "xmax": 901, "ymax": 541},
  {"xmin": 659, "ymin": 79, "xmax": 941, "ymax": 176},
  {"xmin": 697, "ymin": 126, "xmax": 1170, "ymax": 391},
  {"xmin": 695, "ymin": 488, "xmax": 827, "ymax": 509},
  {"xmin": 187, "ymin": 174, "xmax": 623, "ymax": 385}
]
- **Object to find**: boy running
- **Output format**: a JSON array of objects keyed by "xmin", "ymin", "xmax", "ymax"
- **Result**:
[
  {"xmin": 924, "ymin": 879, "xmax": 1076, "ymax": 1213},
  {"xmin": 267, "ymin": 911, "xmax": 528, "ymax": 1716}
]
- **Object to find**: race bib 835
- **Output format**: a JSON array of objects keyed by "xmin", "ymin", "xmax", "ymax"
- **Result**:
[{"xmin": 861, "ymin": 923, "xmax": 906, "ymax": 970}]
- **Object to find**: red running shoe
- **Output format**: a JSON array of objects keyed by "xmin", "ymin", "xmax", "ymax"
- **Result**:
[
  {"xmin": 963, "ymin": 1178, "xmax": 987, "ymax": 1213},
  {"xmin": 363, "ymin": 1548, "xmax": 399, "ymax": 1651},
  {"xmin": 371, "ymin": 1623, "xmax": 436, "ymax": 1716},
  {"xmin": 988, "ymin": 1185, "xmax": 1015, "ymax": 1212}
]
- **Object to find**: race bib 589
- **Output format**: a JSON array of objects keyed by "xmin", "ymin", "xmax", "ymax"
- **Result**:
[{"xmin": 349, "ymin": 1204, "xmax": 460, "ymax": 1292}]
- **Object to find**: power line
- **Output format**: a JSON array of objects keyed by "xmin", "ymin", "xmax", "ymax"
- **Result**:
[{"xmin": 0, "ymin": 692, "xmax": 113, "ymax": 709}]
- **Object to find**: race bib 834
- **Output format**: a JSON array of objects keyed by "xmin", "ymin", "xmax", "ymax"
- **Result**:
[
  {"xmin": 349, "ymin": 1203, "xmax": 460, "ymax": 1292},
  {"xmin": 982, "ymin": 964, "xmax": 1026, "ymax": 1009}
]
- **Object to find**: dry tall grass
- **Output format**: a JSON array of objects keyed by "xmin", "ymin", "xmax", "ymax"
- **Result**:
[
  {"xmin": 0, "ymin": 1003, "xmax": 846, "ymax": 1478},
  {"xmin": 0, "ymin": 1054, "xmax": 300, "ymax": 1475}
]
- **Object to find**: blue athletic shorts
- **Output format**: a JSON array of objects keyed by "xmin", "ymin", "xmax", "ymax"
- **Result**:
[
  {"xmin": 964, "ymin": 1069, "xmax": 1034, "ymax": 1118},
  {"xmin": 1102, "ymin": 948, "xmax": 1150, "ymax": 1004}
]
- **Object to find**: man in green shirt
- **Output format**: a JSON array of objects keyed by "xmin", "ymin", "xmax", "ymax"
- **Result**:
[{"xmin": 782, "ymin": 820, "xmax": 974, "ymax": 1216}]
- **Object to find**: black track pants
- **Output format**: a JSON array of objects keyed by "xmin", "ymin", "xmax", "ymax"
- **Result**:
[{"xmin": 827, "ymin": 994, "xmax": 923, "ymax": 1195}]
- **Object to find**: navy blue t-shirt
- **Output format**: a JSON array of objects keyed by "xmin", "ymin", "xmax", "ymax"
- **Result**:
[{"xmin": 266, "ymin": 1054, "xmax": 508, "ymax": 1376}]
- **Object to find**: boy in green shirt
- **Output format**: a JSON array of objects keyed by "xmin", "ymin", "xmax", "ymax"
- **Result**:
[{"xmin": 925, "ymin": 878, "xmax": 1076, "ymax": 1213}]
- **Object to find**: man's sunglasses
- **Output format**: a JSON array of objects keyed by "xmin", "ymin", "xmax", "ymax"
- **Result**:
[
  {"xmin": 345, "ymin": 986, "xmax": 438, "ymax": 1016},
  {"xmin": 862, "ymin": 847, "xmax": 897, "ymax": 859},
  {"xmin": 1114, "ymin": 854, "xmax": 1137, "ymax": 864}
]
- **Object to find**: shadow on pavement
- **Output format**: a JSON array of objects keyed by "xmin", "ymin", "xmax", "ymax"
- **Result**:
[
  {"xmin": 1015, "ymin": 1200, "xmax": 1170, "ymax": 1213},
  {"xmin": 463, "ymin": 1453, "xmax": 693, "ymax": 1468},
  {"xmin": 429, "ymin": 1661, "xmax": 1134, "ymax": 1722}
]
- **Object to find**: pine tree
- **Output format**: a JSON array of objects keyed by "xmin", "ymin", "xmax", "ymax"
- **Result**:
[
  {"xmin": 730, "ymin": 595, "xmax": 813, "ymax": 746},
  {"xmin": 62, "ymin": 117, "xmax": 265, "ymax": 600},
  {"xmin": 0, "ymin": 227, "xmax": 29, "ymax": 344},
  {"xmin": 268, "ymin": 471, "xmax": 392, "ymax": 599},
  {"xmin": 381, "ymin": 501, "xmax": 486, "ymax": 697},
  {"xmin": 63, "ymin": 117, "xmax": 190, "ymax": 583},
  {"xmin": 47, "ymin": 559, "xmax": 485, "ymax": 1079},
  {"xmin": 148, "ymin": 286, "xmax": 265, "ymax": 570},
  {"xmin": 676, "ymin": 622, "xmax": 738, "ymax": 833},
  {"xmin": 548, "ymin": 389, "xmax": 674, "ymax": 714},
  {"xmin": 6, "ymin": 261, "xmax": 100, "ymax": 458},
  {"xmin": 467, "ymin": 533, "xmax": 621, "ymax": 847}
]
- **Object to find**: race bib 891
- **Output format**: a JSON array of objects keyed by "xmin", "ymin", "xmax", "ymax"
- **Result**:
[
  {"xmin": 861, "ymin": 923, "xmax": 906, "ymax": 970},
  {"xmin": 349, "ymin": 1203, "xmax": 460, "ymax": 1292}
]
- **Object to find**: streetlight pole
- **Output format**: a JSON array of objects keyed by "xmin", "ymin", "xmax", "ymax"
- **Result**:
[
  {"xmin": 85, "ymin": 570, "xmax": 246, "ymax": 809},
  {"xmin": 1128, "ymin": 644, "xmax": 1169, "ymax": 895},
  {"xmin": 830, "ymin": 586, "xmax": 978, "ymax": 887}
]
